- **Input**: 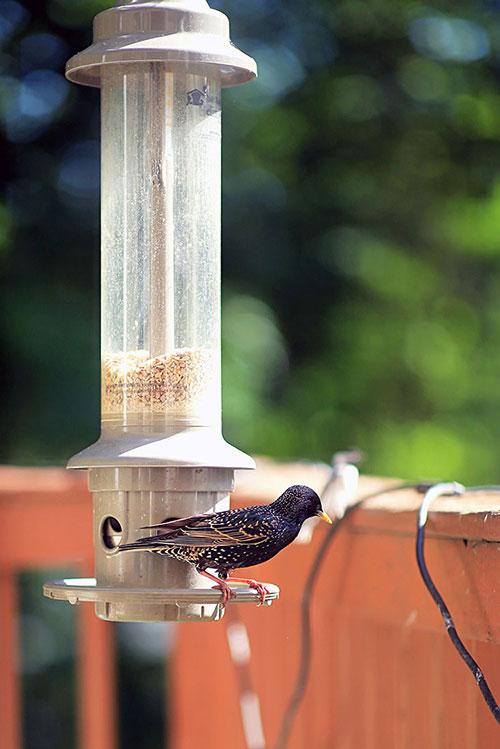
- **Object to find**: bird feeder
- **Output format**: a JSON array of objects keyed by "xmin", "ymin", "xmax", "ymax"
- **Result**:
[{"xmin": 43, "ymin": 0, "xmax": 279, "ymax": 622}]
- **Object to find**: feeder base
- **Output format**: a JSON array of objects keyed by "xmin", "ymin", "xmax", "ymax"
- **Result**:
[{"xmin": 42, "ymin": 578, "xmax": 280, "ymax": 622}]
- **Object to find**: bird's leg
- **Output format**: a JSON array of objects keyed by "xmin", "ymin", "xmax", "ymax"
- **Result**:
[
  {"xmin": 228, "ymin": 577, "xmax": 269, "ymax": 606},
  {"xmin": 198, "ymin": 569, "xmax": 235, "ymax": 606}
]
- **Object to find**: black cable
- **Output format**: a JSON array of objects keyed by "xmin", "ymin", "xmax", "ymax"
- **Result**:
[
  {"xmin": 416, "ymin": 482, "xmax": 500, "ymax": 726},
  {"xmin": 273, "ymin": 480, "xmax": 418, "ymax": 749}
]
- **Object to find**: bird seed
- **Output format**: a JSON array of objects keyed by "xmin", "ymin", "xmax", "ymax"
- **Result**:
[{"xmin": 101, "ymin": 347, "xmax": 216, "ymax": 415}]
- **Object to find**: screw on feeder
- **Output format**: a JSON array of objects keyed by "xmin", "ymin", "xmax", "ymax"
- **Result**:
[{"xmin": 42, "ymin": 0, "xmax": 282, "ymax": 622}]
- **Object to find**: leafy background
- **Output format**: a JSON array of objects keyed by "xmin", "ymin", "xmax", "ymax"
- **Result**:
[
  {"xmin": 2, "ymin": 0, "xmax": 500, "ymax": 483},
  {"xmin": 2, "ymin": 0, "xmax": 500, "ymax": 746}
]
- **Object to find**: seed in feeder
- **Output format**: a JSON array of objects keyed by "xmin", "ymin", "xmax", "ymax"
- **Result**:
[{"xmin": 102, "ymin": 347, "xmax": 215, "ymax": 414}]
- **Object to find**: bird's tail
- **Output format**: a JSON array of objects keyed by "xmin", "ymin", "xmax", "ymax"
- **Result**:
[{"xmin": 118, "ymin": 537, "xmax": 157, "ymax": 552}]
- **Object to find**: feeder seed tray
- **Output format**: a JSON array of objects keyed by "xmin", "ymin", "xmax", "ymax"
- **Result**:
[{"xmin": 43, "ymin": 578, "xmax": 280, "ymax": 622}]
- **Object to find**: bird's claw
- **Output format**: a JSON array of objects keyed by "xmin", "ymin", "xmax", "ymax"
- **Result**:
[
  {"xmin": 212, "ymin": 579, "xmax": 268, "ymax": 606},
  {"xmin": 212, "ymin": 582, "xmax": 236, "ymax": 606},
  {"xmin": 226, "ymin": 578, "xmax": 269, "ymax": 606},
  {"xmin": 249, "ymin": 581, "xmax": 269, "ymax": 606}
]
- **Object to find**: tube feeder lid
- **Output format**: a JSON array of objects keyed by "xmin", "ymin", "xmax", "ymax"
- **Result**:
[{"xmin": 65, "ymin": 0, "xmax": 257, "ymax": 88}]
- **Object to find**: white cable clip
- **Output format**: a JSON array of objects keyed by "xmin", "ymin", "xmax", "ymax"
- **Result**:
[{"xmin": 417, "ymin": 481, "xmax": 465, "ymax": 529}]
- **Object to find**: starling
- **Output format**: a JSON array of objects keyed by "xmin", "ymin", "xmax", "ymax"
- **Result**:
[{"xmin": 118, "ymin": 484, "xmax": 332, "ymax": 604}]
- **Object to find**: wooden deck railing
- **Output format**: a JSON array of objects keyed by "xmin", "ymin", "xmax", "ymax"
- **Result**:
[
  {"xmin": 2, "ymin": 462, "xmax": 500, "ymax": 748},
  {"xmin": 0, "ymin": 467, "xmax": 116, "ymax": 749}
]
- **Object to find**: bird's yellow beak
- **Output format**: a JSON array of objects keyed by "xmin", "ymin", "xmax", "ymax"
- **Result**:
[{"xmin": 318, "ymin": 510, "xmax": 333, "ymax": 524}]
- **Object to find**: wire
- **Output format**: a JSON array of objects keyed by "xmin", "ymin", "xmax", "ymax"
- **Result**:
[
  {"xmin": 416, "ymin": 482, "xmax": 500, "ymax": 726},
  {"xmin": 273, "ymin": 480, "xmax": 419, "ymax": 749}
]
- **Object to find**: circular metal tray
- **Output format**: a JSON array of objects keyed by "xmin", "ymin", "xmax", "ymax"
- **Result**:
[{"xmin": 43, "ymin": 578, "xmax": 280, "ymax": 607}]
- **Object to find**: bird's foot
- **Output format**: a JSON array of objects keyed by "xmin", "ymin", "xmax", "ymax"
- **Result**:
[
  {"xmin": 229, "ymin": 577, "xmax": 269, "ymax": 606},
  {"xmin": 198, "ymin": 569, "xmax": 236, "ymax": 606},
  {"xmin": 211, "ymin": 581, "xmax": 236, "ymax": 606}
]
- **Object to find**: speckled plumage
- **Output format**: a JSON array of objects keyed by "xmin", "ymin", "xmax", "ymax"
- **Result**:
[{"xmin": 118, "ymin": 485, "xmax": 329, "ymax": 582}]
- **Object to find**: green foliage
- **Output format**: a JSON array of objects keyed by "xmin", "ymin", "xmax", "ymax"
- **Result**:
[
  {"xmin": 2, "ymin": 0, "xmax": 500, "ymax": 489},
  {"xmin": 47, "ymin": 0, "xmax": 109, "ymax": 27},
  {"xmin": 218, "ymin": 0, "xmax": 500, "ymax": 485}
]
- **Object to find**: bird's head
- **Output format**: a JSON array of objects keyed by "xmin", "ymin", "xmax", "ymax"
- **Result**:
[{"xmin": 271, "ymin": 484, "xmax": 332, "ymax": 526}]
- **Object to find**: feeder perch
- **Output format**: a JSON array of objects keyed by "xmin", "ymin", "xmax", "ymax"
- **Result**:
[{"xmin": 43, "ymin": 0, "xmax": 279, "ymax": 622}]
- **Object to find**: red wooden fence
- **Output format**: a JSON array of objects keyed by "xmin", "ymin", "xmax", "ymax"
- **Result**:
[
  {"xmin": 2, "ymin": 462, "xmax": 500, "ymax": 748},
  {"xmin": 0, "ymin": 467, "xmax": 116, "ymax": 749},
  {"xmin": 173, "ymin": 470, "xmax": 500, "ymax": 748}
]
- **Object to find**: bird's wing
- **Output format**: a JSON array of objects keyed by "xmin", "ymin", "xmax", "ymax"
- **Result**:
[
  {"xmin": 143, "ymin": 512, "xmax": 277, "ymax": 548},
  {"xmin": 141, "ymin": 513, "xmax": 217, "ymax": 530}
]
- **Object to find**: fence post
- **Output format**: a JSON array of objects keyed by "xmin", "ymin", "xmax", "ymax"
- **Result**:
[
  {"xmin": 0, "ymin": 571, "xmax": 21, "ymax": 749},
  {"xmin": 77, "ymin": 600, "xmax": 118, "ymax": 749}
]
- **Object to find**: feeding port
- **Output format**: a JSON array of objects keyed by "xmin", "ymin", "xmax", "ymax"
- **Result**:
[{"xmin": 42, "ymin": 0, "xmax": 280, "ymax": 622}]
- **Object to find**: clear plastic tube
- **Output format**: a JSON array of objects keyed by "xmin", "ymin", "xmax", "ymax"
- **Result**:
[{"xmin": 100, "ymin": 63, "xmax": 221, "ymax": 432}]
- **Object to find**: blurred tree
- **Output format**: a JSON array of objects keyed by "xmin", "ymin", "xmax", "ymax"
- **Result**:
[{"xmin": 1, "ymin": 0, "xmax": 500, "ymax": 483}]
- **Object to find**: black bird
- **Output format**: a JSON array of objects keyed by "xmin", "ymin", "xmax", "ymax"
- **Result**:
[{"xmin": 118, "ymin": 484, "xmax": 332, "ymax": 604}]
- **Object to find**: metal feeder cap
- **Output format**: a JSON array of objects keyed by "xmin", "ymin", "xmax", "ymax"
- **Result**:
[{"xmin": 65, "ymin": 0, "xmax": 257, "ymax": 88}]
